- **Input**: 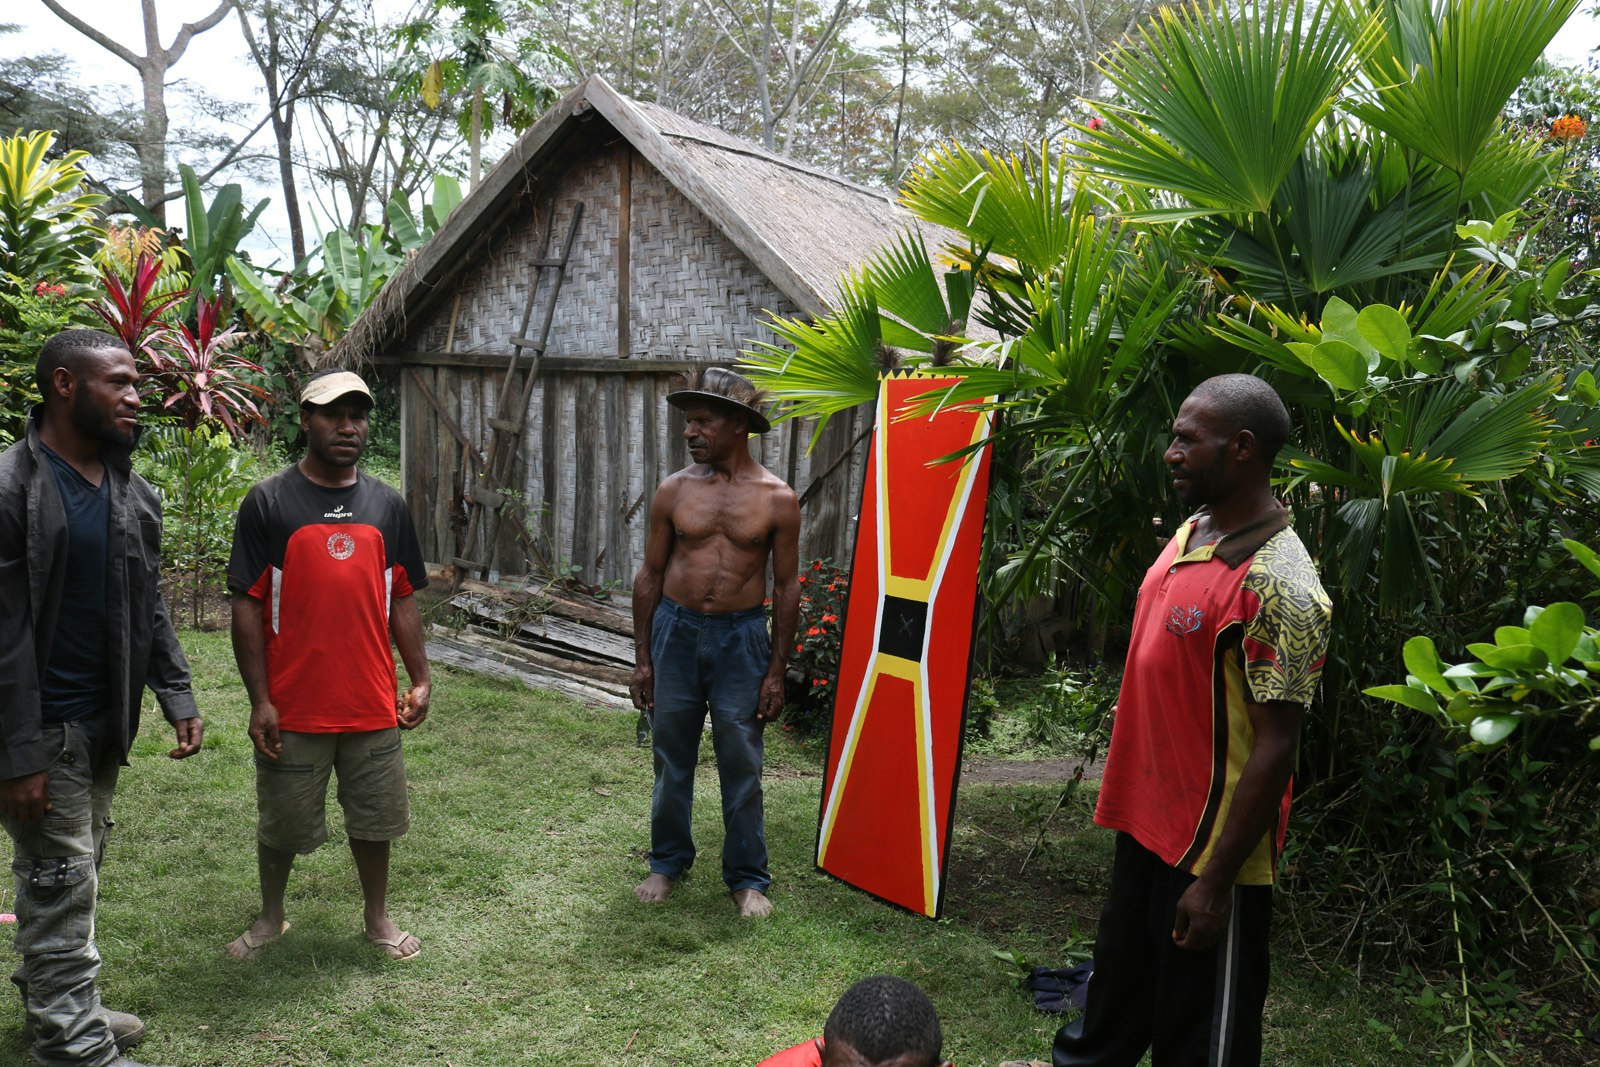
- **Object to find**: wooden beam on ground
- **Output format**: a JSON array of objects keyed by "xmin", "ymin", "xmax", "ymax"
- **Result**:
[
  {"xmin": 450, "ymin": 591, "xmax": 635, "ymax": 666},
  {"xmin": 446, "ymin": 576, "xmax": 633, "ymax": 636},
  {"xmin": 427, "ymin": 628, "xmax": 629, "ymax": 708}
]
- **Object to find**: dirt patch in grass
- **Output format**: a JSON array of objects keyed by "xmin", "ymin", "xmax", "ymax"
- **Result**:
[
  {"xmin": 961, "ymin": 756, "xmax": 1103, "ymax": 786},
  {"xmin": 160, "ymin": 574, "xmax": 232, "ymax": 631},
  {"xmin": 940, "ymin": 784, "xmax": 1110, "ymax": 951}
]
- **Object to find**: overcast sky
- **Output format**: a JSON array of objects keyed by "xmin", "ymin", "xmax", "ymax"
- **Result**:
[{"xmin": 5, "ymin": 0, "xmax": 1600, "ymax": 266}]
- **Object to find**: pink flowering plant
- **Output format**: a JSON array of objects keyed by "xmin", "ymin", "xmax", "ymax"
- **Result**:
[{"xmin": 781, "ymin": 558, "xmax": 851, "ymax": 727}]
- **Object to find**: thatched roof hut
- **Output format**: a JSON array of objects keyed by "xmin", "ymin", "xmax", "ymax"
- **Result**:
[{"xmin": 337, "ymin": 74, "xmax": 952, "ymax": 587}]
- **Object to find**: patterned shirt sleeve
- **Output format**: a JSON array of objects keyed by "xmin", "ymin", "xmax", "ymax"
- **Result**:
[{"xmin": 1240, "ymin": 529, "xmax": 1332, "ymax": 706}]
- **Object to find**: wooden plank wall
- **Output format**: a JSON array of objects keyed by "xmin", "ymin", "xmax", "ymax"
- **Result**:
[{"xmin": 398, "ymin": 357, "xmax": 867, "ymax": 585}]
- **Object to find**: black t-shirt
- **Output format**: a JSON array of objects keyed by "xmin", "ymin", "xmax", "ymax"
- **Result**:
[{"xmin": 39, "ymin": 445, "xmax": 109, "ymax": 722}]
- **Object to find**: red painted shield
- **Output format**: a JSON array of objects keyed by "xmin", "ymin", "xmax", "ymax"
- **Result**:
[{"xmin": 815, "ymin": 371, "xmax": 994, "ymax": 917}]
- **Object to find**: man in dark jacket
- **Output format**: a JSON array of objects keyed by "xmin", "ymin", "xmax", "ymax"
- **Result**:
[{"xmin": 0, "ymin": 329, "xmax": 203, "ymax": 1067}]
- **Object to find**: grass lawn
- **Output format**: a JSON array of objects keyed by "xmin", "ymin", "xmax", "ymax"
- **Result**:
[{"xmin": 0, "ymin": 630, "xmax": 1425, "ymax": 1065}]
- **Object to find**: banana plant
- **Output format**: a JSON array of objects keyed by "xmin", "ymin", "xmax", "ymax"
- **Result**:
[
  {"xmin": 179, "ymin": 163, "xmax": 269, "ymax": 308},
  {"xmin": 387, "ymin": 174, "xmax": 463, "ymax": 252},
  {"xmin": 230, "ymin": 176, "xmax": 462, "ymax": 348}
]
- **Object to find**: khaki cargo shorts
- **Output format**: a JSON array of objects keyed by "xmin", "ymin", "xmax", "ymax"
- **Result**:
[{"xmin": 256, "ymin": 728, "xmax": 410, "ymax": 854}]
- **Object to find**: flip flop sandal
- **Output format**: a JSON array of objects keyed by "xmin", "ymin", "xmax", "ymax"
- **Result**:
[
  {"xmin": 367, "ymin": 929, "xmax": 421, "ymax": 961},
  {"xmin": 226, "ymin": 919, "xmax": 291, "ymax": 958}
]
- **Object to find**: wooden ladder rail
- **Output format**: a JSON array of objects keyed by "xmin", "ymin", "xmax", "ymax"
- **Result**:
[{"xmin": 452, "ymin": 201, "xmax": 585, "ymax": 582}]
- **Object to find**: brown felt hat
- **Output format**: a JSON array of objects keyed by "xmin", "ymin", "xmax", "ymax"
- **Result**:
[{"xmin": 666, "ymin": 366, "xmax": 771, "ymax": 434}]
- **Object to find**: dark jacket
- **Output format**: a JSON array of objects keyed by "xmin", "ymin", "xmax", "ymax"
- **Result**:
[{"xmin": 0, "ymin": 409, "xmax": 198, "ymax": 779}]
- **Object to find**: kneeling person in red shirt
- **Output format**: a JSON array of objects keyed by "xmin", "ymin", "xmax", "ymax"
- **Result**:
[
  {"xmin": 224, "ymin": 369, "xmax": 432, "ymax": 961},
  {"xmin": 759, "ymin": 975, "xmax": 952, "ymax": 1067}
]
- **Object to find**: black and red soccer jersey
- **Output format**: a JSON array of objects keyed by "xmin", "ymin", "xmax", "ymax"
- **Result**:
[{"xmin": 227, "ymin": 465, "xmax": 428, "ymax": 733}]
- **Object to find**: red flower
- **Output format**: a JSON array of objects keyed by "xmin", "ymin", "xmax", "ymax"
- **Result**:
[
  {"xmin": 806, "ymin": 626, "xmax": 822, "ymax": 636},
  {"xmin": 821, "ymin": 614, "xmax": 837, "ymax": 623},
  {"xmin": 812, "ymin": 560, "xmax": 824, "ymax": 570},
  {"xmin": 798, "ymin": 574, "xmax": 807, "ymax": 583},
  {"xmin": 1087, "ymin": 116, "xmax": 1105, "ymax": 131}
]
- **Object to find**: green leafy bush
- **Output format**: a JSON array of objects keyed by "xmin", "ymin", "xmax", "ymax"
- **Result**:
[
  {"xmin": 135, "ymin": 425, "xmax": 271, "ymax": 628},
  {"xmin": 1366, "ymin": 539, "xmax": 1600, "ymax": 751},
  {"xmin": 0, "ymin": 273, "xmax": 87, "ymax": 445}
]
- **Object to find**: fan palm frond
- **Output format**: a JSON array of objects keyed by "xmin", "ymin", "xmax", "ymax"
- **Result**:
[{"xmin": 1079, "ymin": 0, "xmax": 1370, "ymax": 215}]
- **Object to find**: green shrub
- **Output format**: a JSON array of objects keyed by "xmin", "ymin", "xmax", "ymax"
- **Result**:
[
  {"xmin": 135, "ymin": 425, "xmax": 277, "ymax": 628},
  {"xmin": 0, "ymin": 273, "xmax": 89, "ymax": 445}
]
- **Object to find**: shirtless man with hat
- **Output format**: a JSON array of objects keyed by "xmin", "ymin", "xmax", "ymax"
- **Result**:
[{"xmin": 630, "ymin": 366, "xmax": 800, "ymax": 918}]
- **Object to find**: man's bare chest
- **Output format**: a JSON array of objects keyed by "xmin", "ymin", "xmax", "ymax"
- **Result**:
[{"xmin": 671, "ymin": 485, "xmax": 772, "ymax": 548}]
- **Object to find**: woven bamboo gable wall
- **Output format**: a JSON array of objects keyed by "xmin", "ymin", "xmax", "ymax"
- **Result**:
[{"xmin": 389, "ymin": 131, "xmax": 870, "ymax": 588}]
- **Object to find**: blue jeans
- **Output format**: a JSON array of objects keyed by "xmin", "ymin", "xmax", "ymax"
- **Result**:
[
  {"xmin": 647, "ymin": 598, "xmax": 771, "ymax": 894},
  {"xmin": 3, "ymin": 720, "xmax": 121, "ymax": 1067}
]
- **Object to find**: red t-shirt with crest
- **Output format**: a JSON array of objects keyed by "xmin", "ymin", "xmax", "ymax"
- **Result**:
[{"xmin": 227, "ymin": 465, "xmax": 427, "ymax": 733}]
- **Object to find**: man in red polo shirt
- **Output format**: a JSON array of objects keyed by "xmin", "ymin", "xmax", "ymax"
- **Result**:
[
  {"xmin": 1051, "ymin": 374, "xmax": 1332, "ymax": 1066},
  {"xmin": 224, "ymin": 369, "xmax": 431, "ymax": 962}
]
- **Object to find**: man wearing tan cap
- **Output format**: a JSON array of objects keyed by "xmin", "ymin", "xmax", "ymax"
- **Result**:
[
  {"xmin": 630, "ymin": 366, "xmax": 800, "ymax": 917},
  {"xmin": 224, "ymin": 368, "xmax": 431, "ymax": 960}
]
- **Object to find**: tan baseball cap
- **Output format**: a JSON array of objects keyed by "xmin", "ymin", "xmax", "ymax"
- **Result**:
[{"xmin": 299, "ymin": 370, "xmax": 373, "ymax": 407}]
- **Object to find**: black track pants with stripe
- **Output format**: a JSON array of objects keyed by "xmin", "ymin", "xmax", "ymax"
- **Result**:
[{"xmin": 1052, "ymin": 832, "xmax": 1273, "ymax": 1067}]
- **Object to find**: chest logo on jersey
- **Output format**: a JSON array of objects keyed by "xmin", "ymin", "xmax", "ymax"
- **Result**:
[
  {"xmin": 1165, "ymin": 604, "xmax": 1203, "ymax": 636},
  {"xmin": 324, "ymin": 503, "xmax": 354, "ymax": 519},
  {"xmin": 326, "ymin": 532, "xmax": 357, "ymax": 560}
]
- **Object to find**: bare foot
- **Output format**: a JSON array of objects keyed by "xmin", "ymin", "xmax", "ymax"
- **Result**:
[
  {"xmin": 635, "ymin": 873, "xmax": 675, "ymax": 903},
  {"xmin": 734, "ymin": 888, "xmax": 773, "ymax": 917},
  {"xmin": 225, "ymin": 916, "xmax": 291, "ymax": 959}
]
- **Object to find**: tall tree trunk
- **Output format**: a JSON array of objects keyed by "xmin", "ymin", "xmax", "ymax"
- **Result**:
[
  {"xmin": 889, "ymin": 0, "xmax": 910, "ymax": 182},
  {"xmin": 238, "ymin": 0, "xmax": 345, "ymax": 264},
  {"xmin": 272, "ymin": 112, "xmax": 306, "ymax": 263},
  {"xmin": 40, "ymin": 0, "xmax": 234, "ymax": 226},
  {"xmin": 138, "ymin": 59, "xmax": 170, "ymax": 224},
  {"xmin": 470, "ymin": 86, "xmax": 484, "ymax": 188}
]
